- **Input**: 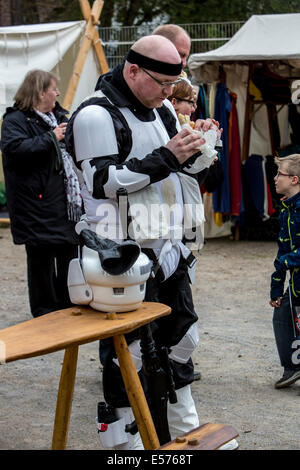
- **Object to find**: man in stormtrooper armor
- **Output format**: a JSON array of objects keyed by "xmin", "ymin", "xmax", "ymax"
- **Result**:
[{"xmin": 66, "ymin": 35, "xmax": 220, "ymax": 450}]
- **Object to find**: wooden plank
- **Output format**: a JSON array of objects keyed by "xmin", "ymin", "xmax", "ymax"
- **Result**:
[
  {"xmin": 0, "ymin": 303, "xmax": 171, "ymax": 363},
  {"xmin": 159, "ymin": 423, "xmax": 239, "ymax": 450},
  {"xmin": 113, "ymin": 334, "xmax": 160, "ymax": 450},
  {"xmin": 52, "ymin": 345, "xmax": 79, "ymax": 450}
]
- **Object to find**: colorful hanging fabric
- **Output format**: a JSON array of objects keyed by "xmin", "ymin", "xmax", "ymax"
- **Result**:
[
  {"xmin": 228, "ymin": 92, "xmax": 243, "ymax": 216},
  {"xmin": 212, "ymin": 82, "xmax": 231, "ymax": 214},
  {"xmin": 192, "ymin": 84, "xmax": 209, "ymax": 120},
  {"xmin": 243, "ymin": 154, "xmax": 274, "ymax": 221}
]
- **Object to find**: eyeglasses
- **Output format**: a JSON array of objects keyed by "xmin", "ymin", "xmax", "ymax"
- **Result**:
[
  {"xmin": 174, "ymin": 97, "xmax": 195, "ymax": 106},
  {"xmin": 275, "ymin": 171, "xmax": 292, "ymax": 178},
  {"xmin": 141, "ymin": 68, "xmax": 181, "ymax": 87}
]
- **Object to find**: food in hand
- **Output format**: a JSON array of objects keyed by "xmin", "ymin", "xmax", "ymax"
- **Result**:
[{"xmin": 178, "ymin": 113, "xmax": 195, "ymax": 129}]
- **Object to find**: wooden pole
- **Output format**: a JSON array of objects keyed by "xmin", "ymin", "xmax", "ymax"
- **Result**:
[
  {"xmin": 92, "ymin": 30, "xmax": 109, "ymax": 75},
  {"xmin": 79, "ymin": 0, "xmax": 91, "ymax": 21},
  {"xmin": 113, "ymin": 334, "xmax": 160, "ymax": 450},
  {"xmin": 62, "ymin": 0, "xmax": 104, "ymax": 112},
  {"xmin": 52, "ymin": 345, "xmax": 79, "ymax": 450},
  {"xmin": 80, "ymin": 0, "xmax": 109, "ymax": 75}
]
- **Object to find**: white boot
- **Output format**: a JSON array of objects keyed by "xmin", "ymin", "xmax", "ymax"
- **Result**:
[
  {"xmin": 167, "ymin": 384, "xmax": 200, "ymax": 438},
  {"xmin": 110, "ymin": 407, "xmax": 144, "ymax": 450}
]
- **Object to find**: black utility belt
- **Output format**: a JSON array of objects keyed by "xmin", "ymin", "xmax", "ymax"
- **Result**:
[{"xmin": 142, "ymin": 247, "xmax": 196, "ymax": 283}]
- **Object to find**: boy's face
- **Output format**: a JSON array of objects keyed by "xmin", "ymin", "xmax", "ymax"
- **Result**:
[{"xmin": 274, "ymin": 162, "xmax": 298, "ymax": 196}]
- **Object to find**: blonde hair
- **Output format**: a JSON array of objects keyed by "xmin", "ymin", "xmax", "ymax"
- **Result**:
[
  {"xmin": 152, "ymin": 24, "xmax": 190, "ymax": 43},
  {"xmin": 275, "ymin": 154, "xmax": 300, "ymax": 179},
  {"xmin": 14, "ymin": 69, "xmax": 58, "ymax": 111}
]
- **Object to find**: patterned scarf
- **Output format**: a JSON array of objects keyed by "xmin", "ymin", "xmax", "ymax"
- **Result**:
[{"xmin": 34, "ymin": 109, "xmax": 82, "ymax": 222}]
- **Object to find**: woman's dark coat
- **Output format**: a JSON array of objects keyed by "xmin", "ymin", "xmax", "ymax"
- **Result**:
[{"xmin": 1, "ymin": 102, "xmax": 77, "ymax": 246}]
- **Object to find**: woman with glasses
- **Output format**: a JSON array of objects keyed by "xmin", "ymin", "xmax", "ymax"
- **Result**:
[{"xmin": 168, "ymin": 78, "xmax": 196, "ymax": 117}]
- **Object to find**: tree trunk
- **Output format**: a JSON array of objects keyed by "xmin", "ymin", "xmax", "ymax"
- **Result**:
[
  {"xmin": 121, "ymin": 0, "xmax": 141, "ymax": 26},
  {"xmin": 101, "ymin": 0, "xmax": 116, "ymax": 27},
  {"xmin": 11, "ymin": 0, "xmax": 23, "ymax": 24},
  {"xmin": 0, "ymin": 0, "xmax": 12, "ymax": 26}
]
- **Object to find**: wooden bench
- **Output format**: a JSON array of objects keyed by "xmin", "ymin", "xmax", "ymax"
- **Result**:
[
  {"xmin": 159, "ymin": 423, "xmax": 238, "ymax": 450},
  {"xmin": 0, "ymin": 303, "xmax": 238, "ymax": 450}
]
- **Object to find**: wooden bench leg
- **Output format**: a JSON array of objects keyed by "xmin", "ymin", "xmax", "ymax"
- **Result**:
[
  {"xmin": 52, "ymin": 345, "xmax": 79, "ymax": 450},
  {"xmin": 113, "ymin": 334, "xmax": 160, "ymax": 450}
]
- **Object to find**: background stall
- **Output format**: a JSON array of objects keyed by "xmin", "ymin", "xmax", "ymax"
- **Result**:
[{"xmin": 188, "ymin": 13, "xmax": 300, "ymax": 240}]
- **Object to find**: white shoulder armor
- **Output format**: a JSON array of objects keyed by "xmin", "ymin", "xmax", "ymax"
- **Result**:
[{"xmin": 73, "ymin": 105, "xmax": 118, "ymax": 163}]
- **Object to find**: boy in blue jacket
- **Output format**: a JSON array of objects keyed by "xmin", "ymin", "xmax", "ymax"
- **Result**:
[{"xmin": 270, "ymin": 154, "xmax": 300, "ymax": 389}]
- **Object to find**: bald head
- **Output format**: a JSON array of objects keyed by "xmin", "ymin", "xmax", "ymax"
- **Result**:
[
  {"xmin": 131, "ymin": 35, "xmax": 181, "ymax": 65},
  {"xmin": 123, "ymin": 35, "xmax": 182, "ymax": 110}
]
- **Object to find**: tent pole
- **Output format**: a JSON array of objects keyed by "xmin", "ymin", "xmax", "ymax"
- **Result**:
[
  {"xmin": 79, "ymin": 0, "xmax": 109, "ymax": 75},
  {"xmin": 62, "ymin": 0, "xmax": 106, "ymax": 112},
  {"xmin": 79, "ymin": 0, "xmax": 91, "ymax": 21},
  {"xmin": 92, "ymin": 31, "xmax": 109, "ymax": 75}
]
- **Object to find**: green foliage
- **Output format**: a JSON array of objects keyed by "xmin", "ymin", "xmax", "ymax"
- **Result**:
[
  {"xmin": 3, "ymin": 0, "xmax": 300, "ymax": 27},
  {"xmin": 163, "ymin": 0, "xmax": 300, "ymax": 24},
  {"xmin": 46, "ymin": 0, "xmax": 82, "ymax": 22},
  {"xmin": 100, "ymin": 0, "xmax": 300, "ymax": 26}
]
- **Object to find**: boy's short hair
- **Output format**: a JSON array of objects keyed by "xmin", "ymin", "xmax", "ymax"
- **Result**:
[{"xmin": 275, "ymin": 154, "xmax": 300, "ymax": 179}]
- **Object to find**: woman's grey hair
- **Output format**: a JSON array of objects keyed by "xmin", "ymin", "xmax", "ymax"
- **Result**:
[{"xmin": 14, "ymin": 69, "xmax": 58, "ymax": 111}]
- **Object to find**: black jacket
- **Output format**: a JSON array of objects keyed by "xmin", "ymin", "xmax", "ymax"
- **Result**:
[{"xmin": 1, "ymin": 102, "xmax": 78, "ymax": 246}]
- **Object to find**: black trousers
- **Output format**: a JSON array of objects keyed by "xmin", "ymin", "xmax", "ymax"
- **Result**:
[
  {"xmin": 25, "ymin": 244, "xmax": 78, "ymax": 318},
  {"xmin": 273, "ymin": 291, "xmax": 300, "ymax": 371}
]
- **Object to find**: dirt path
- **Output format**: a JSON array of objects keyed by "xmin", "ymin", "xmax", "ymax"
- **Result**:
[{"xmin": 0, "ymin": 226, "xmax": 298, "ymax": 450}]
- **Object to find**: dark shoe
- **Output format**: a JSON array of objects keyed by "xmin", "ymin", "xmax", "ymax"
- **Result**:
[
  {"xmin": 274, "ymin": 370, "xmax": 300, "ymax": 389},
  {"xmin": 193, "ymin": 371, "xmax": 201, "ymax": 381}
]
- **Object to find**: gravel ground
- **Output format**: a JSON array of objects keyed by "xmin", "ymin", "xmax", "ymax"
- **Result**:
[{"xmin": 0, "ymin": 225, "xmax": 299, "ymax": 451}]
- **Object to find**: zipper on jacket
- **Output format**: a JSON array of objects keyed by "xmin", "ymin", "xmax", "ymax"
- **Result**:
[{"xmin": 284, "ymin": 204, "xmax": 298, "ymax": 298}]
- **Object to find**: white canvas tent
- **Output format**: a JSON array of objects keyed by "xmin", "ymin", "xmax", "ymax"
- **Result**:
[
  {"xmin": 188, "ymin": 13, "xmax": 300, "ymax": 160},
  {"xmin": 0, "ymin": 20, "xmax": 99, "ymax": 119},
  {"xmin": 0, "ymin": 0, "xmax": 109, "ymax": 188},
  {"xmin": 189, "ymin": 14, "xmax": 300, "ymax": 62}
]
